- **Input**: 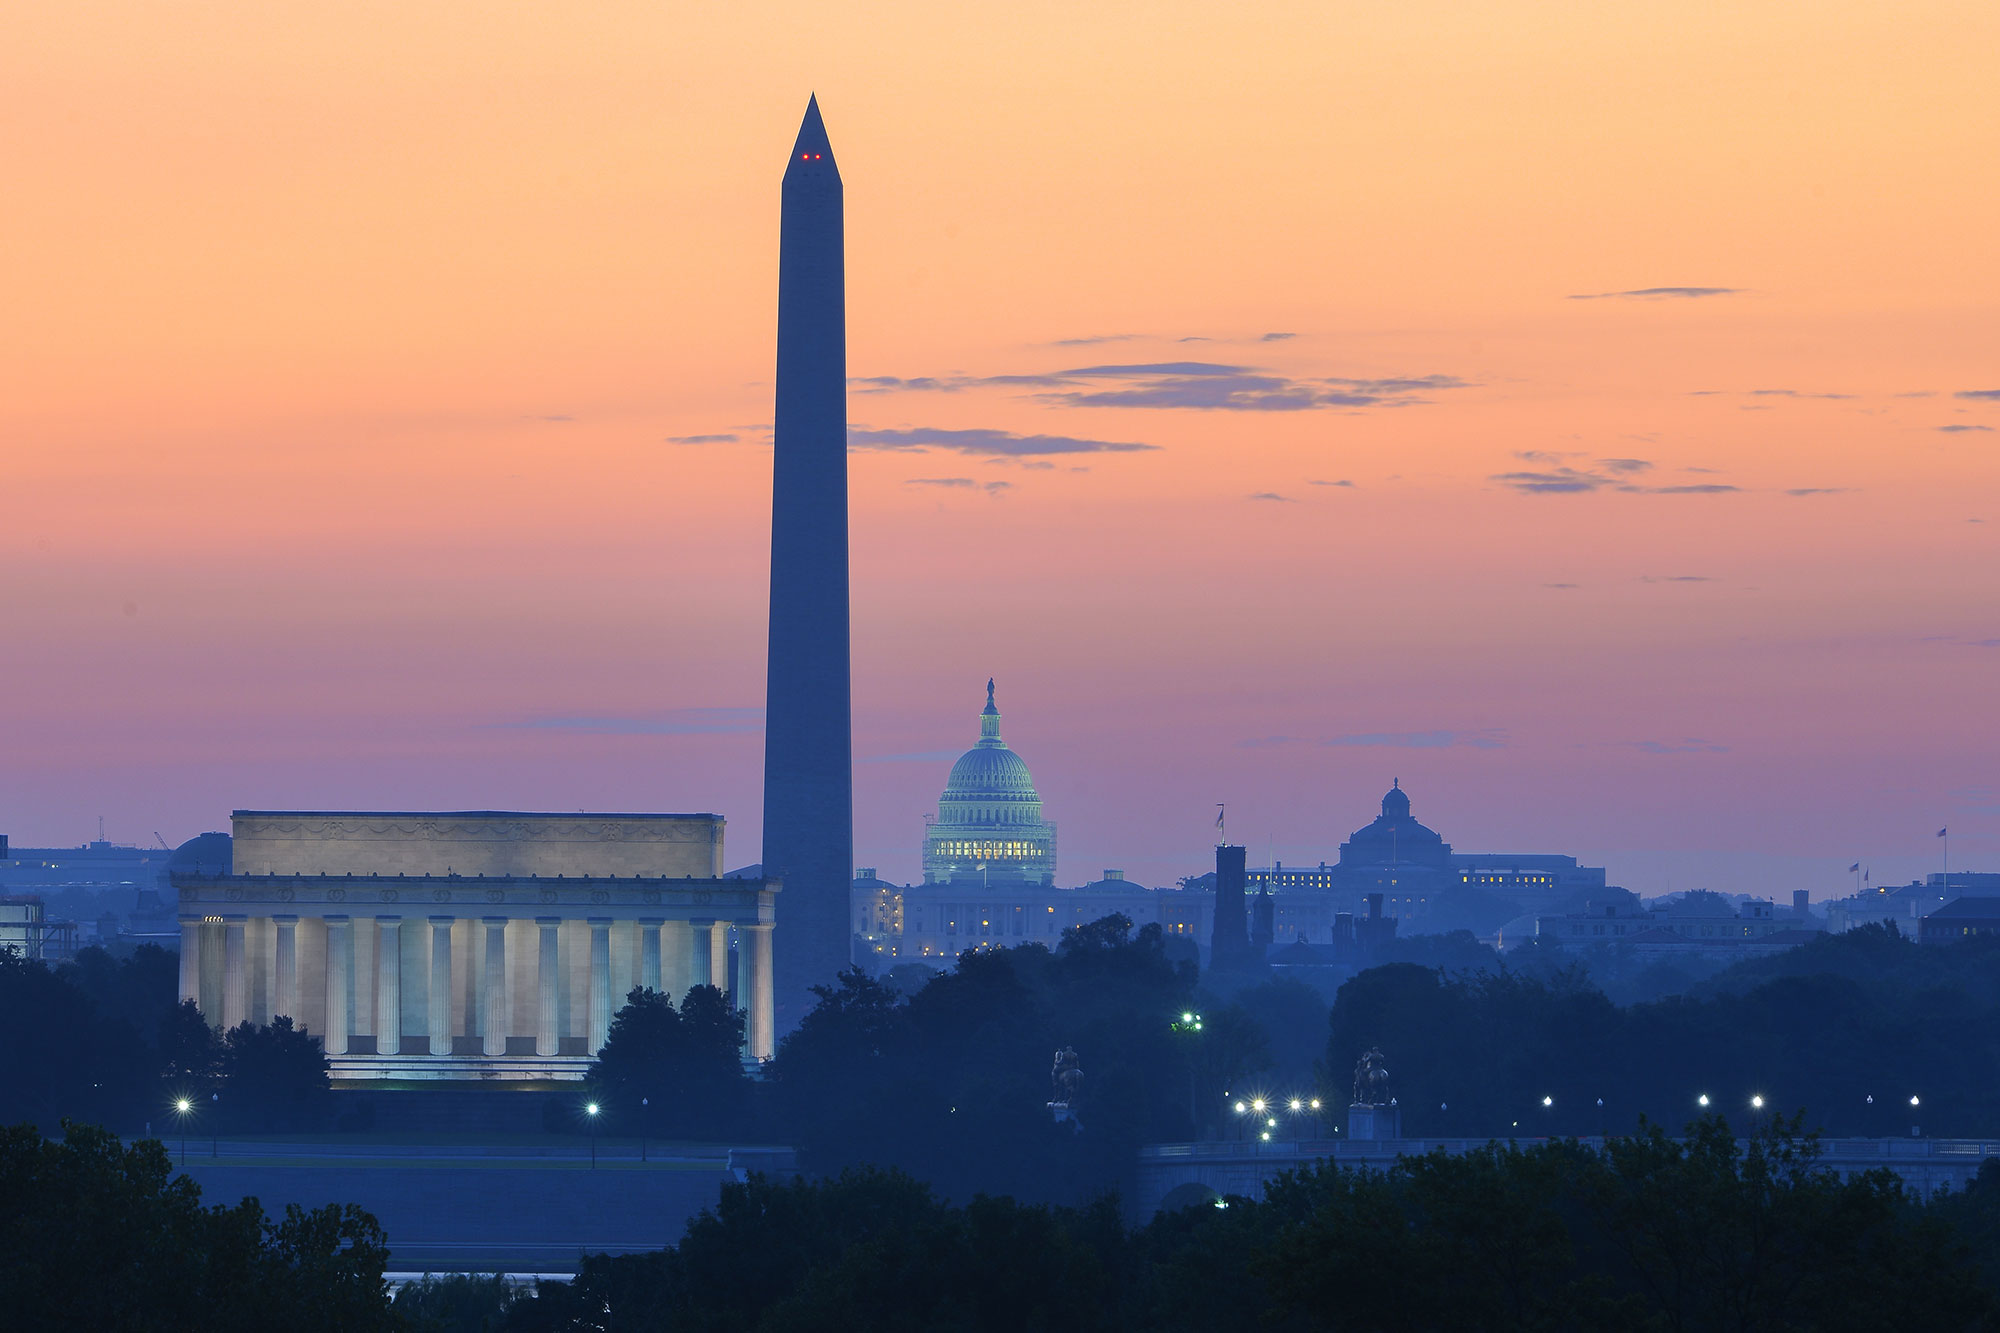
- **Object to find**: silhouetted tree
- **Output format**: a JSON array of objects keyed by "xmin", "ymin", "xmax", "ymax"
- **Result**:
[
  {"xmin": 219, "ymin": 1016, "xmax": 330, "ymax": 1132},
  {"xmin": 587, "ymin": 985, "xmax": 748, "ymax": 1140},
  {"xmin": 0, "ymin": 1121, "xmax": 394, "ymax": 1331}
]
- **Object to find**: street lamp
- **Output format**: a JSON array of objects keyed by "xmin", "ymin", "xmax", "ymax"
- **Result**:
[
  {"xmin": 1697, "ymin": 1093, "xmax": 1711, "ymax": 1109},
  {"xmin": 640, "ymin": 1096, "xmax": 649, "ymax": 1162},
  {"xmin": 1910, "ymin": 1095, "xmax": 1921, "ymax": 1138},
  {"xmin": 173, "ymin": 1097, "xmax": 193, "ymax": 1166},
  {"xmin": 1171, "ymin": 1012, "xmax": 1204, "ymax": 1134},
  {"xmin": 586, "ymin": 1101, "xmax": 601, "ymax": 1168},
  {"xmin": 210, "ymin": 1091, "xmax": 220, "ymax": 1158}
]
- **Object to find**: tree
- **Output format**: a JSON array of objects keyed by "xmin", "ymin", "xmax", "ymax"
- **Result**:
[
  {"xmin": 220, "ymin": 1016, "xmax": 331, "ymax": 1132},
  {"xmin": 0, "ymin": 1121, "xmax": 395, "ymax": 1331},
  {"xmin": 587, "ymin": 985, "xmax": 749, "ymax": 1140},
  {"xmin": 160, "ymin": 997, "xmax": 222, "ymax": 1090}
]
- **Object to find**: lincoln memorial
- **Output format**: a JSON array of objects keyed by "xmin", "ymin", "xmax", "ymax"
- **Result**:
[{"xmin": 171, "ymin": 811, "xmax": 779, "ymax": 1083}]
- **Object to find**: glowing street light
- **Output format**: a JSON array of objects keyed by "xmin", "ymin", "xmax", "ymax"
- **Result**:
[
  {"xmin": 172, "ymin": 1097, "xmax": 193, "ymax": 1166},
  {"xmin": 586, "ymin": 1101, "xmax": 601, "ymax": 1169},
  {"xmin": 1751, "ymin": 1095, "xmax": 1765, "ymax": 1110},
  {"xmin": 1542, "ymin": 1096, "xmax": 1554, "ymax": 1108},
  {"xmin": 1698, "ymin": 1093, "xmax": 1711, "ymax": 1108}
]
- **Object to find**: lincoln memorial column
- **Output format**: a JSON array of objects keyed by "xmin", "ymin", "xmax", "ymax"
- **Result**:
[
  {"xmin": 481, "ymin": 917, "xmax": 508, "ymax": 1057},
  {"xmin": 376, "ymin": 916, "xmax": 403, "ymax": 1056},
  {"xmin": 745, "ymin": 923, "xmax": 775, "ymax": 1061},
  {"xmin": 536, "ymin": 917, "xmax": 560, "ymax": 1057},
  {"xmin": 710, "ymin": 924, "xmax": 731, "ymax": 1001},
  {"xmin": 428, "ymin": 916, "xmax": 454, "ymax": 1056},
  {"xmin": 324, "ymin": 916, "xmax": 351, "ymax": 1056},
  {"xmin": 662, "ymin": 921, "xmax": 693, "ymax": 1000},
  {"xmin": 273, "ymin": 915, "xmax": 298, "ymax": 1021},
  {"xmin": 587, "ymin": 918, "xmax": 612, "ymax": 1055},
  {"xmin": 640, "ymin": 919, "xmax": 663, "ymax": 994},
  {"xmin": 690, "ymin": 920, "xmax": 714, "ymax": 988},
  {"xmin": 177, "ymin": 916, "xmax": 203, "ymax": 1009},
  {"xmin": 221, "ymin": 915, "xmax": 248, "ymax": 1030}
]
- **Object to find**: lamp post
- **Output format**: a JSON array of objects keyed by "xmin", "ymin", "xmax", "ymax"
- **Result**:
[
  {"xmin": 1170, "ymin": 1012, "xmax": 1203, "ymax": 1135},
  {"xmin": 210, "ymin": 1091, "xmax": 220, "ymax": 1158},
  {"xmin": 586, "ymin": 1101, "xmax": 601, "ymax": 1168},
  {"xmin": 640, "ymin": 1097, "xmax": 649, "ymax": 1162},
  {"xmin": 1596, "ymin": 1097, "xmax": 1606, "ymax": 1141},
  {"xmin": 1909, "ymin": 1095, "xmax": 1921, "ymax": 1138},
  {"xmin": 173, "ymin": 1097, "xmax": 193, "ymax": 1166}
]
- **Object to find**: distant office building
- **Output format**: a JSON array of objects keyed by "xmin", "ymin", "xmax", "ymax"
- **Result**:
[
  {"xmin": 1920, "ymin": 897, "xmax": 2000, "ymax": 944},
  {"xmin": 1536, "ymin": 890, "xmax": 1822, "ymax": 958},
  {"xmin": 858, "ymin": 869, "xmax": 1210, "ymax": 964},
  {"xmin": 921, "ymin": 681, "xmax": 1058, "ymax": 887},
  {"xmin": 171, "ymin": 812, "xmax": 779, "ymax": 1083},
  {"xmin": 1824, "ymin": 872, "xmax": 1996, "ymax": 933},
  {"xmin": 0, "ymin": 896, "xmax": 79, "ymax": 962}
]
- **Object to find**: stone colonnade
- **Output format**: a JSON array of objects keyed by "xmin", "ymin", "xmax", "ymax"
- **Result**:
[{"xmin": 172, "ymin": 875, "xmax": 778, "ymax": 1073}]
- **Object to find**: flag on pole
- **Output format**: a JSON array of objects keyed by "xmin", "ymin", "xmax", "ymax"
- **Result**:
[{"xmin": 1939, "ymin": 827, "xmax": 1949, "ymax": 838}]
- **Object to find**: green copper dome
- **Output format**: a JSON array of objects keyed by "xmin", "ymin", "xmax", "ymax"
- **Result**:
[{"xmin": 923, "ymin": 680, "xmax": 1058, "ymax": 886}]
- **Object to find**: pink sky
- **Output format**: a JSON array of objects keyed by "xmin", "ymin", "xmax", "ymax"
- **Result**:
[{"xmin": 3, "ymin": 3, "xmax": 1996, "ymax": 895}]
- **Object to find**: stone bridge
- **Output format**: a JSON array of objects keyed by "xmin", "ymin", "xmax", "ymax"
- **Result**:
[{"xmin": 1133, "ymin": 1136, "xmax": 2000, "ymax": 1219}]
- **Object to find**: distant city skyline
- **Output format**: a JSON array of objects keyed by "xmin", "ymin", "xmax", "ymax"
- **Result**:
[{"xmin": 4, "ymin": 5, "xmax": 1995, "ymax": 899}]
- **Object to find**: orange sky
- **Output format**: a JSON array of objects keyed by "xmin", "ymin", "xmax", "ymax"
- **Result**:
[{"xmin": 4, "ymin": 2, "xmax": 1996, "ymax": 894}]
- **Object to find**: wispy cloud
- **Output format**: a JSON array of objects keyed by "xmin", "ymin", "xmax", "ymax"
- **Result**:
[
  {"xmin": 1051, "ymin": 334, "xmax": 1138, "ymax": 346},
  {"xmin": 850, "ymin": 427, "xmax": 1156, "ymax": 456},
  {"xmin": 1248, "ymin": 492, "xmax": 1294, "ymax": 502},
  {"xmin": 853, "ymin": 363, "xmax": 1469, "ymax": 412},
  {"xmin": 1567, "ymin": 286, "xmax": 1742, "ymax": 301},
  {"xmin": 1939, "ymin": 424, "xmax": 1994, "ymax": 433},
  {"xmin": 1311, "ymin": 478, "xmax": 1356, "ymax": 488},
  {"xmin": 527, "ymin": 414, "xmax": 575, "ymax": 423},
  {"xmin": 1260, "ymin": 332, "xmax": 1297, "ymax": 342},
  {"xmin": 1956, "ymin": 390, "xmax": 2000, "ymax": 401},
  {"xmin": 1324, "ymin": 729, "xmax": 1508, "ymax": 750},
  {"xmin": 1617, "ymin": 738, "xmax": 1729, "ymax": 754},
  {"xmin": 906, "ymin": 477, "xmax": 976, "ymax": 488},
  {"xmin": 665, "ymin": 432, "xmax": 740, "ymax": 444},
  {"xmin": 1492, "ymin": 455, "xmax": 1740, "ymax": 495},
  {"xmin": 1748, "ymin": 388, "xmax": 1856, "ymax": 400},
  {"xmin": 1640, "ymin": 575, "xmax": 1714, "ymax": 583},
  {"xmin": 1785, "ymin": 487, "xmax": 1849, "ymax": 496},
  {"xmin": 1543, "ymin": 582, "xmax": 1581, "ymax": 589},
  {"xmin": 504, "ymin": 707, "xmax": 762, "ymax": 736}
]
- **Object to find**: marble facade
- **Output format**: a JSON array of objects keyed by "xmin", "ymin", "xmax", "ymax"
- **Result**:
[{"xmin": 173, "ymin": 812, "xmax": 778, "ymax": 1082}]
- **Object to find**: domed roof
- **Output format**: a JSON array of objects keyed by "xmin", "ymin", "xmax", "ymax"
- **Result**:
[
  {"xmin": 945, "ymin": 743, "xmax": 1039, "ymax": 796},
  {"xmin": 1381, "ymin": 779, "xmax": 1411, "ymax": 820},
  {"xmin": 940, "ymin": 679, "xmax": 1042, "ymax": 802},
  {"xmin": 169, "ymin": 832, "xmax": 232, "ymax": 876}
]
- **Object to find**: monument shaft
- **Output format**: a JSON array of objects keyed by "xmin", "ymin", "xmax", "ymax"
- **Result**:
[{"xmin": 764, "ymin": 97, "xmax": 853, "ymax": 1024}]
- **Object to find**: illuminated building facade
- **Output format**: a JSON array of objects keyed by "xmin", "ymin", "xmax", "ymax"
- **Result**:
[{"xmin": 921, "ymin": 681, "xmax": 1057, "ymax": 887}]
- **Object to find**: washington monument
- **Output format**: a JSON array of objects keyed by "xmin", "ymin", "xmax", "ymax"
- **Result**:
[{"xmin": 762, "ymin": 96, "xmax": 853, "ymax": 1025}]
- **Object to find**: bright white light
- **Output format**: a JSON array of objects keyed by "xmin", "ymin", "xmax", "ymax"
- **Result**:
[
  {"xmin": 1911, "ymin": 1095, "xmax": 1921, "ymax": 1107},
  {"xmin": 1267, "ymin": 1118, "xmax": 1278, "ymax": 1128},
  {"xmin": 1260, "ymin": 1131, "xmax": 1271, "ymax": 1141},
  {"xmin": 1234, "ymin": 1101, "xmax": 1246, "ymax": 1113},
  {"xmin": 1181, "ymin": 1012, "xmax": 1194, "ymax": 1024},
  {"xmin": 1751, "ymin": 1095, "xmax": 1764, "ymax": 1110},
  {"xmin": 1542, "ymin": 1096, "xmax": 1553, "ymax": 1108},
  {"xmin": 1698, "ymin": 1094, "xmax": 1711, "ymax": 1107},
  {"xmin": 1251, "ymin": 1099, "xmax": 1266, "ymax": 1112},
  {"xmin": 175, "ymin": 1099, "xmax": 191, "ymax": 1113},
  {"xmin": 586, "ymin": 1103, "xmax": 600, "ymax": 1116},
  {"xmin": 1289, "ymin": 1099, "xmax": 1302, "ymax": 1111},
  {"xmin": 1310, "ymin": 1099, "xmax": 1321, "ymax": 1110}
]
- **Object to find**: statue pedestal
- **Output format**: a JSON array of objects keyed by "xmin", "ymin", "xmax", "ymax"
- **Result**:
[{"xmin": 1348, "ymin": 1102, "xmax": 1400, "ymax": 1141}]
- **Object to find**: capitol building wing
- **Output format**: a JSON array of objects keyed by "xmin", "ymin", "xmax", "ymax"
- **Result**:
[
  {"xmin": 921, "ymin": 682, "xmax": 1057, "ymax": 886},
  {"xmin": 172, "ymin": 811, "xmax": 778, "ymax": 1082}
]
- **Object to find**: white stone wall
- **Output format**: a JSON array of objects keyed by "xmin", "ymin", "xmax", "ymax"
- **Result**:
[{"xmin": 231, "ymin": 811, "xmax": 725, "ymax": 879}]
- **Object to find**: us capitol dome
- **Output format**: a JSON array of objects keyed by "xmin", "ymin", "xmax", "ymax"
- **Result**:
[{"xmin": 921, "ymin": 680, "xmax": 1058, "ymax": 886}]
